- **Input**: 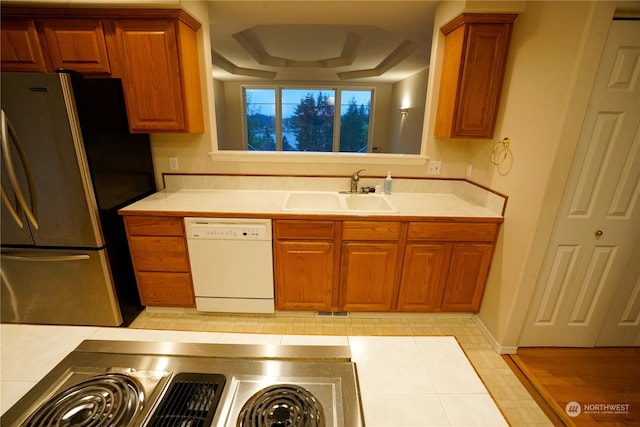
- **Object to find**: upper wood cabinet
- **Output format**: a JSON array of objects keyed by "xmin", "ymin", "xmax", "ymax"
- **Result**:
[
  {"xmin": 435, "ymin": 13, "xmax": 517, "ymax": 139},
  {"xmin": 0, "ymin": 7, "xmax": 204, "ymax": 134},
  {"xmin": 40, "ymin": 19, "xmax": 111, "ymax": 74},
  {"xmin": 114, "ymin": 18, "xmax": 204, "ymax": 133},
  {"xmin": 0, "ymin": 18, "xmax": 48, "ymax": 72}
]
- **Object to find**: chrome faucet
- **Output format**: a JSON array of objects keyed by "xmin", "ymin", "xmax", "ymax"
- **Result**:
[{"xmin": 350, "ymin": 169, "xmax": 365, "ymax": 193}]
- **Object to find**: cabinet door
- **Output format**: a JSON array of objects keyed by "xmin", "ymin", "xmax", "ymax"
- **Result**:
[
  {"xmin": 114, "ymin": 19, "xmax": 186, "ymax": 132},
  {"xmin": 340, "ymin": 242, "xmax": 399, "ymax": 311},
  {"xmin": 441, "ymin": 243, "xmax": 493, "ymax": 312},
  {"xmin": 1, "ymin": 19, "xmax": 48, "ymax": 72},
  {"xmin": 40, "ymin": 19, "xmax": 111, "ymax": 74},
  {"xmin": 397, "ymin": 243, "xmax": 452, "ymax": 311},
  {"xmin": 275, "ymin": 240, "xmax": 334, "ymax": 311},
  {"xmin": 454, "ymin": 22, "xmax": 512, "ymax": 138},
  {"xmin": 435, "ymin": 14, "xmax": 516, "ymax": 138}
]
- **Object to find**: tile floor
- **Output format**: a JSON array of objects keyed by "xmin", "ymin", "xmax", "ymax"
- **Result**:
[{"xmin": 130, "ymin": 310, "xmax": 553, "ymax": 426}]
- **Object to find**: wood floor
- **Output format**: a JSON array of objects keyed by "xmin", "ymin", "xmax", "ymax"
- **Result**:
[{"xmin": 506, "ymin": 348, "xmax": 640, "ymax": 426}]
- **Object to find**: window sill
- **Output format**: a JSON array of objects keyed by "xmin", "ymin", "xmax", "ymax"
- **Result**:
[{"xmin": 207, "ymin": 150, "xmax": 429, "ymax": 165}]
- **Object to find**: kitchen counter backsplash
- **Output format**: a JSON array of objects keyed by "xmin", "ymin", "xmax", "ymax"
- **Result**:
[{"xmin": 163, "ymin": 174, "xmax": 507, "ymax": 216}]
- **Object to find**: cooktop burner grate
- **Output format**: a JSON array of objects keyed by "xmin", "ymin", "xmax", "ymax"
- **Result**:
[
  {"xmin": 146, "ymin": 372, "xmax": 226, "ymax": 427},
  {"xmin": 237, "ymin": 384, "xmax": 325, "ymax": 427},
  {"xmin": 22, "ymin": 373, "xmax": 144, "ymax": 427}
]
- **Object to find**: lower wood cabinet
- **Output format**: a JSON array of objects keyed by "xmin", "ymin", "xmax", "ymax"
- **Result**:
[
  {"xmin": 399, "ymin": 222, "xmax": 499, "ymax": 312},
  {"xmin": 122, "ymin": 216, "xmax": 500, "ymax": 313},
  {"xmin": 339, "ymin": 221, "xmax": 403, "ymax": 311},
  {"xmin": 441, "ymin": 243, "xmax": 494, "ymax": 311},
  {"xmin": 135, "ymin": 271, "xmax": 193, "ymax": 307},
  {"xmin": 123, "ymin": 215, "xmax": 195, "ymax": 307},
  {"xmin": 397, "ymin": 243, "xmax": 451, "ymax": 311},
  {"xmin": 273, "ymin": 218, "xmax": 500, "ymax": 313},
  {"xmin": 340, "ymin": 242, "xmax": 399, "ymax": 311},
  {"xmin": 274, "ymin": 220, "xmax": 337, "ymax": 311},
  {"xmin": 275, "ymin": 240, "xmax": 335, "ymax": 310}
]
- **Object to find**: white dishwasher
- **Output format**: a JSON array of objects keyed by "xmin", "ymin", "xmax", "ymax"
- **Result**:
[{"xmin": 184, "ymin": 218, "xmax": 274, "ymax": 313}]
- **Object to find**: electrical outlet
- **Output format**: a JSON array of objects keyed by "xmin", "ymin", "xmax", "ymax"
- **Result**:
[
  {"xmin": 169, "ymin": 157, "xmax": 179, "ymax": 170},
  {"xmin": 427, "ymin": 160, "xmax": 441, "ymax": 175},
  {"xmin": 466, "ymin": 163, "xmax": 473, "ymax": 178}
]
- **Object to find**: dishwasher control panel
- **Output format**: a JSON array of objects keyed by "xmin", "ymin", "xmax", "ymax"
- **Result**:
[{"xmin": 185, "ymin": 218, "xmax": 272, "ymax": 241}]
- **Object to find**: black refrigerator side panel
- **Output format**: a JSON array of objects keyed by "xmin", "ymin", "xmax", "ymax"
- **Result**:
[
  {"xmin": 71, "ymin": 77, "xmax": 156, "ymax": 325},
  {"xmin": 72, "ymin": 77, "xmax": 156, "ymax": 211},
  {"xmin": 0, "ymin": 73, "xmax": 103, "ymax": 248}
]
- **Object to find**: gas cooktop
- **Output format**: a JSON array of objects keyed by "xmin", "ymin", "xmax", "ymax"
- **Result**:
[{"xmin": 1, "ymin": 340, "xmax": 364, "ymax": 427}]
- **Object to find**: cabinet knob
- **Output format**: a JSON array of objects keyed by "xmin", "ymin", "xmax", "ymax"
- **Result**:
[{"xmin": 595, "ymin": 230, "xmax": 604, "ymax": 237}]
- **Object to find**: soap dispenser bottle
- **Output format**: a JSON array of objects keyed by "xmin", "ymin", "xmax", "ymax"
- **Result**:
[{"xmin": 384, "ymin": 171, "xmax": 393, "ymax": 194}]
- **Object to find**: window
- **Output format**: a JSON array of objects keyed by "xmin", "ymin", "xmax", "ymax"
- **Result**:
[{"xmin": 244, "ymin": 87, "xmax": 372, "ymax": 153}]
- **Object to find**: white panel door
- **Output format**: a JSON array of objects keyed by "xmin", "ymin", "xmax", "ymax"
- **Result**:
[{"xmin": 519, "ymin": 20, "xmax": 640, "ymax": 347}]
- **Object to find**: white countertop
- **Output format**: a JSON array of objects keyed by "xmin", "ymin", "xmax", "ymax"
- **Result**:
[
  {"xmin": 0, "ymin": 324, "xmax": 508, "ymax": 426},
  {"xmin": 120, "ymin": 189, "xmax": 504, "ymax": 219}
]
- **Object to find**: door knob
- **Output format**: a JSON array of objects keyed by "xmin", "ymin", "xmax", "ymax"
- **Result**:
[{"xmin": 595, "ymin": 230, "xmax": 604, "ymax": 237}]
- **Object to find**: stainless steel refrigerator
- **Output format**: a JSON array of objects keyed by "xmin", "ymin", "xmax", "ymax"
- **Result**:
[{"xmin": 1, "ymin": 72, "xmax": 156, "ymax": 326}]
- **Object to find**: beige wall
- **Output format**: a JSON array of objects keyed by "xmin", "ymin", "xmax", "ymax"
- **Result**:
[
  {"xmin": 389, "ymin": 68, "xmax": 428, "ymax": 154},
  {"xmin": 466, "ymin": 1, "xmax": 620, "ymax": 351}
]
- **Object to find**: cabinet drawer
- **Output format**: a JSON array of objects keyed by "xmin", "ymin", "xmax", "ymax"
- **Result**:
[
  {"xmin": 342, "ymin": 221, "xmax": 402, "ymax": 241},
  {"xmin": 275, "ymin": 220, "xmax": 335, "ymax": 240},
  {"xmin": 128, "ymin": 236, "xmax": 189, "ymax": 271},
  {"xmin": 137, "ymin": 271, "xmax": 194, "ymax": 307},
  {"xmin": 124, "ymin": 216, "xmax": 184, "ymax": 236},
  {"xmin": 408, "ymin": 222, "xmax": 498, "ymax": 242}
]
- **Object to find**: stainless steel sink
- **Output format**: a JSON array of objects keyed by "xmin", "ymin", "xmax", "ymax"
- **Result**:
[{"xmin": 282, "ymin": 191, "xmax": 397, "ymax": 213}]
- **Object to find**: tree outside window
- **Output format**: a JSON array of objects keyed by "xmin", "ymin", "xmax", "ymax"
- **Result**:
[
  {"xmin": 340, "ymin": 90, "xmax": 371, "ymax": 153},
  {"xmin": 244, "ymin": 87, "xmax": 372, "ymax": 153},
  {"xmin": 245, "ymin": 89, "xmax": 276, "ymax": 151}
]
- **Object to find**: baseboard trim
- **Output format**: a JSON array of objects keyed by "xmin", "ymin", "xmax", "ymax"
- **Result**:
[{"xmin": 472, "ymin": 315, "xmax": 518, "ymax": 354}]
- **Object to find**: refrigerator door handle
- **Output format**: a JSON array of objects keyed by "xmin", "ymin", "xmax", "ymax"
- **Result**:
[
  {"xmin": 1, "ymin": 109, "xmax": 39, "ymax": 230},
  {"xmin": 2, "ymin": 253, "xmax": 91, "ymax": 262},
  {"xmin": 1, "ymin": 182, "xmax": 24, "ymax": 228}
]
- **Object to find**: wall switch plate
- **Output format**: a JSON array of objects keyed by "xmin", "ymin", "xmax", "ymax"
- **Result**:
[
  {"xmin": 427, "ymin": 160, "xmax": 442, "ymax": 175},
  {"xmin": 466, "ymin": 163, "xmax": 473, "ymax": 177},
  {"xmin": 169, "ymin": 156, "xmax": 179, "ymax": 170}
]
